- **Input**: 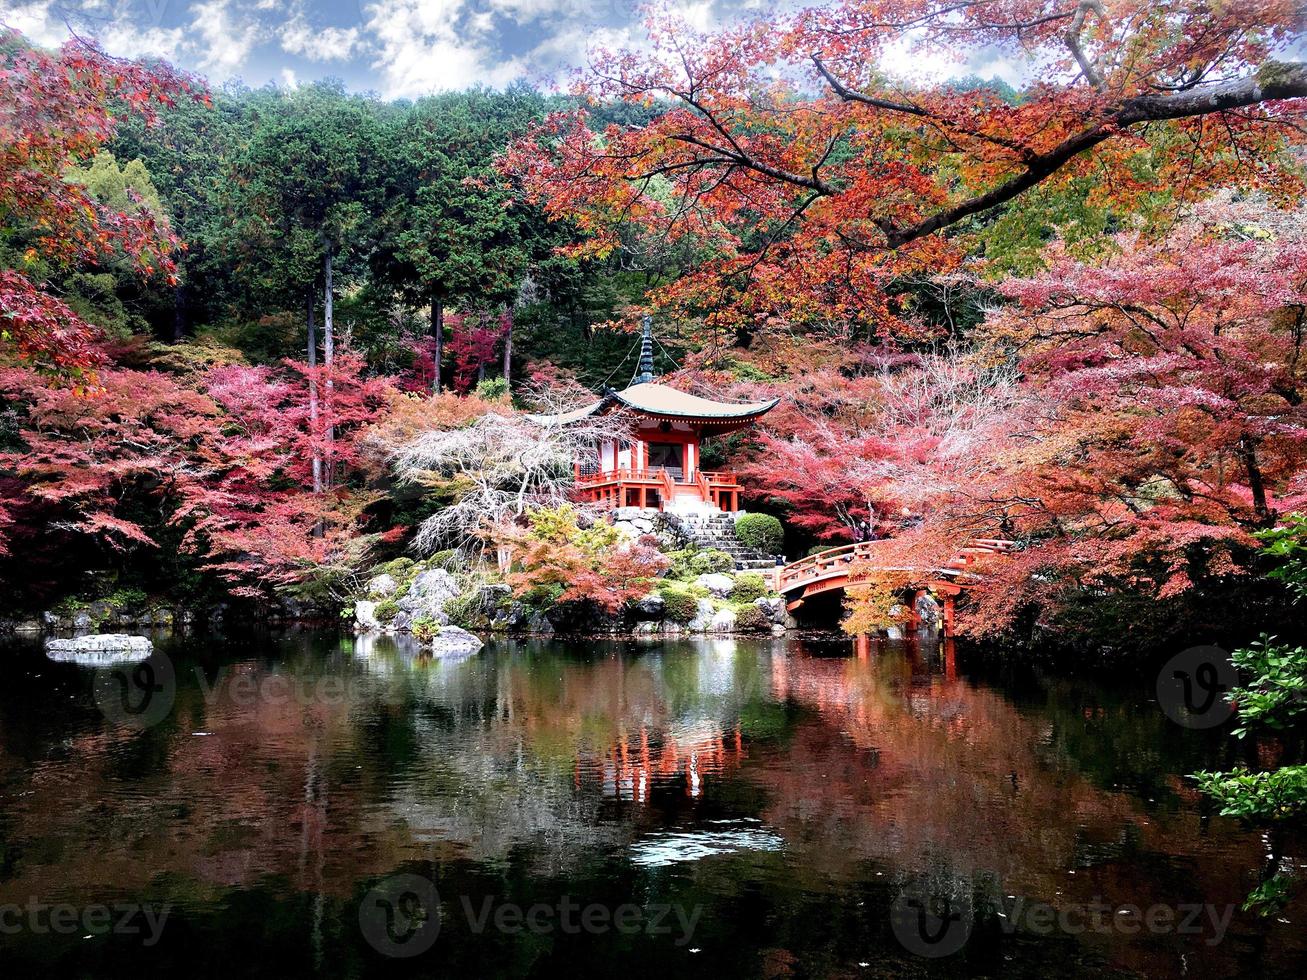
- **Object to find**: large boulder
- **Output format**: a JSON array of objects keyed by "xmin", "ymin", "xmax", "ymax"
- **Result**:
[
  {"xmin": 397, "ymin": 567, "xmax": 459, "ymax": 623},
  {"xmin": 354, "ymin": 600, "xmax": 382, "ymax": 632},
  {"xmin": 695, "ymin": 573, "xmax": 735, "ymax": 598},
  {"xmin": 366, "ymin": 573, "xmax": 398, "ymax": 598},
  {"xmin": 710, "ymin": 608, "xmax": 738, "ymax": 633},
  {"xmin": 489, "ymin": 600, "xmax": 532, "ymax": 632},
  {"xmin": 424, "ymin": 625, "xmax": 483, "ymax": 657},
  {"xmin": 754, "ymin": 596, "xmax": 787, "ymax": 625},
  {"xmin": 526, "ymin": 612, "xmax": 555, "ymax": 635},
  {"xmin": 688, "ymin": 598, "xmax": 717, "ymax": 632},
  {"xmin": 630, "ymin": 593, "xmax": 665, "ymax": 621},
  {"xmin": 45, "ymin": 634, "xmax": 152, "ymax": 662}
]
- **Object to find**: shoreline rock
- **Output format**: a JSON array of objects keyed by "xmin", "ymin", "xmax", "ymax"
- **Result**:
[{"xmin": 45, "ymin": 633, "xmax": 153, "ymax": 662}]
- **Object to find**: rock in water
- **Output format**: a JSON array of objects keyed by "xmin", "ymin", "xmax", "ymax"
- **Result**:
[
  {"xmin": 754, "ymin": 596, "xmax": 787, "ymax": 624},
  {"xmin": 397, "ymin": 568, "xmax": 459, "ymax": 624},
  {"xmin": 695, "ymin": 573, "xmax": 735, "ymax": 598},
  {"xmin": 46, "ymin": 634, "xmax": 153, "ymax": 664},
  {"xmin": 354, "ymin": 600, "xmax": 382, "ymax": 632},
  {"xmin": 424, "ymin": 626, "xmax": 483, "ymax": 657}
]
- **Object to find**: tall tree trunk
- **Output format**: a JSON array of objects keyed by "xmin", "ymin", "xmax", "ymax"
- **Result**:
[
  {"xmin": 502, "ymin": 310, "xmax": 512, "ymax": 390},
  {"xmin": 430, "ymin": 296, "xmax": 444, "ymax": 394},
  {"xmin": 323, "ymin": 250, "xmax": 335, "ymax": 490},
  {"xmin": 1239, "ymin": 434, "xmax": 1272, "ymax": 525},
  {"xmin": 171, "ymin": 280, "xmax": 187, "ymax": 344},
  {"xmin": 307, "ymin": 289, "xmax": 322, "ymax": 495}
]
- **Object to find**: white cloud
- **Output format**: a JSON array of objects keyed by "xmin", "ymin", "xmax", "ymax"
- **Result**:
[
  {"xmin": 279, "ymin": 6, "xmax": 361, "ymax": 63},
  {"xmin": 1, "ymin": 1, "xmax": 74, "ymax": 47},
  {"xmin": 362, "ymin": 0, "xmax": 524, "ymax": 97},
  {"xmin": 189, "ymin": 0, "xmax": 263, "ymax": 80}
]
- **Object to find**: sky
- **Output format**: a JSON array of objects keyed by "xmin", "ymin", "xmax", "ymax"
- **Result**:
[{"xmin": 0, "ymin": 0, "xmax": 1029, "ymax": 99}]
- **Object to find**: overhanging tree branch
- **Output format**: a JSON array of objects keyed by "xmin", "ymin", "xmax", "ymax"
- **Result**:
[{"xmin": 814, "ymin": 60, "xmax": 1307, "ymax": 248}]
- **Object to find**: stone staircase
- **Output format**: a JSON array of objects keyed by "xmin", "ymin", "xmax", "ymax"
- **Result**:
[{"xmin": 673, "ymin": 512, "xmax": 780, "ymax": 571}]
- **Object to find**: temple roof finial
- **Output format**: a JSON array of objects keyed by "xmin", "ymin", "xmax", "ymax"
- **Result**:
[{"xmin": 637, "ymin": 315, "xmax": 656, "ymax": 384}]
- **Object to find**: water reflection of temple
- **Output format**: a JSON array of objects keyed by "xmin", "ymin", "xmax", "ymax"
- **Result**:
[
  {"xmin": 3, "ymin": 631, "xmax": 1302, "ymax": 978},
  {"xmin": 577, "ymin": 720, "xmax": 747, "ymax": 802}
]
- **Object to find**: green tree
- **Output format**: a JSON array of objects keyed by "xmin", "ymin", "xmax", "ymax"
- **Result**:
[
  {"xmin": 224, "ymin": 82, "xmax": 395, "ymax": 490},
  {"xmin": 373, "ymin": 87, "xmax": 547, "ymax": 391}
]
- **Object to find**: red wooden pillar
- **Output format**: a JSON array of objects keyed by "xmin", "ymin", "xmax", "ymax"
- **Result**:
[{"xmin": 942, "ymin": 595, "xmax": 955, "ymax": 636}]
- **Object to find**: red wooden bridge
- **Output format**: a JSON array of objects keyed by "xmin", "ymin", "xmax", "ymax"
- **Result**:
[{"xmin": 769, "ymin": 538, "xmax": 1018, "ymax": 634}]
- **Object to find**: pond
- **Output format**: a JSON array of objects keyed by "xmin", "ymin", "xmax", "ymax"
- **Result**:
[{"xmin": 0, "ymin": 630, "xmax": 1303, "ymax": 978}]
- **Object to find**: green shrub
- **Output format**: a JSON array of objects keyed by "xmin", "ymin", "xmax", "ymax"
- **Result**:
[
  {"xmin": 735, "ymin": 513, "xmax": 784, "ymax": 554},
  {"xmin": 430, "ymin": 549, "xmax": 465, "ymax": 571},
  {"xmin": 734, "ymin": 605, "xmax": 770, "ymax": 632},
  {"xmin": 731, "ymin": 572, "xmax": 768, "ymax": 603},
  {"xmin": 806, "ymin": 544, "xmax": 834, "ymax": 557},
  {"xmin": 106, "ymin": 587, "xmax": 149, "ymax": 609},
  {"xmin": 375, "ymin": 599, "xmax": 399, "ymax": 623},
  {"xmin": 702, "ymin": 549, "xmax": 735, "ymax": 573},
  {"xmin": 658, "ymin": 581, "xmax": 706, "ymax": 622},
  {"xmin": 476, "ymin": 377, "xmax": 509, "ymax": 400},
  {"xmin": 378, "ymin": 557, "xmax": 416, "ymax": 579},
  {"xmin": 442, "ymin": 592, "xmax": 482, "ymax": 627},
  {"xmin": 666, "ymin": 547, "xmax": 735, "ymax": 580},
  {"xmin": 411, "ymin": 617, "xmax": 440, "ymax": 643}
]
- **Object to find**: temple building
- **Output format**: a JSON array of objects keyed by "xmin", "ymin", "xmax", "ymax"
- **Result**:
[{"xmin": 529, "ymin": 321, "xmax": 778, "ymax": 514}]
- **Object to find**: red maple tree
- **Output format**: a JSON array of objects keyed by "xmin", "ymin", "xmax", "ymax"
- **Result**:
[
  {"xmin": 501, "ymin": 0, "xmax": 1307, "ymax": 335},
  {"xmin": 0, "ymin": 31, "xmax": 203, "ymax": 372}
]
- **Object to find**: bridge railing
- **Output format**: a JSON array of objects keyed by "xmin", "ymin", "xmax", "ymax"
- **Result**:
[{"xmin": 774, "ymin": 538, "xmax": 1017, "ymax": 593}]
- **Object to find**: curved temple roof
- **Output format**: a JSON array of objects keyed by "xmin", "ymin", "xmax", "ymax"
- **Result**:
[{"xmin": 527, "ymin": 382, "xmax": 779, "ymax": 427}]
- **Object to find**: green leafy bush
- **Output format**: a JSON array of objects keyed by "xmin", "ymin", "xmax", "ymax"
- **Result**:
[
  {"xmin": 107, "ymin": 587, "xmax": 149, "ymax": 609},
  {"xmin": 1190, "ymin": 765, "xmax": 1307, "ymax": 820},
  {"xmin": 667, "ymin": 547, "xmax": 735, "ymax": 580},
  {"xmin": 734, "ymin": 605, "xmax": 770, "ymax": 632},
  {"xmin": 736, "ymin": 513, "xmax": 784, "ymax": 554},
  {"xmin": 377, "ymin": 557, "xmax": 416, "ymax": 579},
  {"xmin": 375, "ymin": 599, "xmax": 399, "ymax": 623},
  {"xmin": 731, "ymin": 572, "xmax": 768, "ymax": 603},
  {"xmin": 1228, "ymin": 636, "xmax": 1307, "ymax": 737},
  {"xmin": 442, "ymin": 592, "xmax": 482, "ymax": 627},
  {"xmin": 658, "ymin": 581, "xmax": 706, "ymax": 622},
  {"xmin": 476, "ymin": 377, "xmax": 509, "ymax": 400},
  {"xmin": 411, "ymin": 617, "xmax": 440, "ymax": 643},
  {"xmin": 430, "ymin": 549, "xmax": 465, "ymax": 571}
]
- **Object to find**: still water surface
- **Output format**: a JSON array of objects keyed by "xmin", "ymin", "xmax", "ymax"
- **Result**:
[{"xmin": 0, "ymin": 630, "xmax": 1303, "ymax": 978}]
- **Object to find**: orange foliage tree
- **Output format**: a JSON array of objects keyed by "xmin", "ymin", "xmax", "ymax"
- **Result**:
[
  {"xmin": 0, "ymin": 31, "xmax": 202, "ymax": 372},
  {"xmin": 501, "ymin": 1, "xmax": 1307, "ymax": 336}
]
